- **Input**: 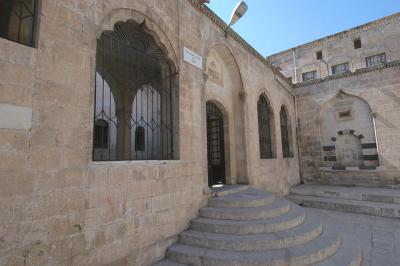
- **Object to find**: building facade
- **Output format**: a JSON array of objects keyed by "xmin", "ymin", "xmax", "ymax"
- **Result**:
[
  {"xmin": 269, "ymin": 13, "xmax": 400, "ymax": 187},
  {"xmin": 0, "ymin": 0, "xmax": 300, "ymax": 265}
]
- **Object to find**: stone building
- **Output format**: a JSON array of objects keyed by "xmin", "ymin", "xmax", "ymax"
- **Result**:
[
  {"xmin": 0, "ymin": 0, "xmax": 300, "ymax": 265},
  {"xmin": 0, "ymin": 0, "xmax": 398, "ymax": 265},
  {"xmin": 268, "ymin": 12, "xmax": 400, "ymax": 187}
]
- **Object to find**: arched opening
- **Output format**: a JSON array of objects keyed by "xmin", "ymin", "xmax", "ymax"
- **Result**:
[
  {"xmin": 206, "ymin": 101, "xmax": 226, "ymax": 187},
  {"xmin": 204, "ymin": 44, "xmax": 248, "ymax": 184},
  {"xmin": 258, "ymin": 94, "xmax": 276, "ymax": 159},
  {"xmin": 280, "ymin": 106, "xmax": 293, "ymax": 158},
  {"xmin": 320, "ymin": 91, "xmax": 379, "ymax": 169},
  {"xmin": 93, "ymin": 20, "xmax": 178, "ymax": 161}
]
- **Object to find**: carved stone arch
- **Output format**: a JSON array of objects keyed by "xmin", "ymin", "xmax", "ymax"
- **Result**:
[
  {"xmin": 93, "ymin": 8, "xmax": 179, "ymax": 70},
  {"xmin": 320, "ymin": 89, "xmax": 379, "ymax": 169},
  {"xmin": 204, "ymin": 42, "xmax": 245, "ymax": 94}
]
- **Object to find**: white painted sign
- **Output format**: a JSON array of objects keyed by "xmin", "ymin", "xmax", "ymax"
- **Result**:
[{"xmin": 183, "ymin": 47, "xmax": 203, "ymax": 70}]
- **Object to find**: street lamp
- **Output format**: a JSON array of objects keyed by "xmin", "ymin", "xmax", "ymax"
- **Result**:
[{"xmin": 225, "ymin": 1, "xmax": 248, "ymax": 37}]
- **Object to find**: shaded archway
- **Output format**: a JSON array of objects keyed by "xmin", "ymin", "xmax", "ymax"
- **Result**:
[
  {"xmin": 204, "ymin": 44, "xmax": 248, "ymax": 184},
  {"xmin": 320, "ymin": 90, "xmax": 379, "ymax": 169}
]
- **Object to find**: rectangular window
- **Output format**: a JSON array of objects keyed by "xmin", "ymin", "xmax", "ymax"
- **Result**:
[
  {"xmin": 0, "ymin": 0, "xmax": 38, "ymax": 47},
  {"xmin": 366, "ymin": 53, "xmax": 386, "ymax": 67},
  {"xmin": 316, "ymin": 50, "xmax": 323, "ymax": 60},
  {"xmin": 332, "ymin": 62, "xmax": 350, "ymax": 75},
  {"xmin": 354, "ymin": 38, "xmax": 362, "ymax": 49},
  {"xmin": 302, "ymin": 70, "xmax": 317, "ymax": 81}
]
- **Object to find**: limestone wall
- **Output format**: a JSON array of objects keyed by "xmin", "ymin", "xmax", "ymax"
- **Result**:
[
  {"xmin": 296, "ymin": 63, "xmax": 400, "ymax": 187},
  {"xmin": 267, "ymin": 13, "xmax": 400, "ymax": 83},
  {"xmin": 0, "ymin": 0, "xmax": 299, "ymax": 265}
]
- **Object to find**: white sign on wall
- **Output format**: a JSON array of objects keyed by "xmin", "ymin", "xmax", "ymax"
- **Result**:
[{"xmin": 183, "ymin": 47, "xmax": 203, "ymax": 70}]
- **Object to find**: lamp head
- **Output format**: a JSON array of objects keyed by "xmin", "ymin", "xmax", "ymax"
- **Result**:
[{"xmin": 228, "ymin": 1, "xmax": 248, "ymax": 26}]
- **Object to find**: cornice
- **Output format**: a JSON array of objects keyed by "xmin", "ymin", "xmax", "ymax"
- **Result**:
[
  {"xmin": 267, "ymin": 12, "xmax": 400, "ymax": 60},
  {"xmin": 294, "ymin": 60, "xmax": 400, "ymax": 88}
]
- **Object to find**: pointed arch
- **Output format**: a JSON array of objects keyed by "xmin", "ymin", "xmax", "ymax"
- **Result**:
[
  {"xmin": 280, "ymin": 105, "xmax": 293, "ymax": 158},
  {"xmin": 258, "ymin": 94, "xmax": 276, "ymax": 159}
]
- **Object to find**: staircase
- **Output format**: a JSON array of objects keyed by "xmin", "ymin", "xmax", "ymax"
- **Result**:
[
  {"xmin": 153, "ymin": 186, "xmax": 362, "ymax": 266},
  {"xmin": 287, "ymin": 184, "xmax": 400, "ymax": 218}
]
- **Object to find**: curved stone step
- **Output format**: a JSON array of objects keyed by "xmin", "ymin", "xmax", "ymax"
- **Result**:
[
  {"xmin": 190, "ymin": 204, "xmax": 305, "ymax": 234},
  {"xmin": 314, "ymin": 235, "xmax": 362, "ymax": 266},
  {"xmin": 167, "ymin": 226, "xmax": 341, "ymax": 266},
  {"xmin": 212, "ymin": 185, "xmax": 249, "ymax": 197},
  {"xmin": 180, "ymin": 214, "xmax": 322, "ymax": 251},
  {"xmin": 200, "ymin": 197, "xmax": 290, "ymax": 220},
  {"xmin": 208, "ymin": 188, "xmax": 275, "ymax": 208}
]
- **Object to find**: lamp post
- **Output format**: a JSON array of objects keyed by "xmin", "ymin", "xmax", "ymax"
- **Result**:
[{"xmin": 225, "ymin": 1, "xmax": 248, "ymax": 37}]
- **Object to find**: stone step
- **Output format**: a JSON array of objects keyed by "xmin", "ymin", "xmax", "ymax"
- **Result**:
[
  {"xmin": 208, "ymin": 188, "xmax": 275, "ymax": 208},
  {"xmin": 291, "ymin": 184, "xmax": 400, "ymax": 204},
  {"xmin": 200, "ymin": 197, "xmax": 290, "ymax": 220},
  {"xmin": 190, "ymin": 204, "xmax": 305, "ymax": 234},
  {"xmin": 314, "ymin": 235, "xmax": 362, "ymax": 266},
  {"xmin": 179, "ymin": 214, "xmax": 322, "ymax": 251},
  {"xmin": 167, "ymin": 226, "xmax": 341, "ymax": 266},
  {"xmin": 211, "ymin": 184, "xmax": 249, "ymax": 197},
  {"xmin": 152, "ymin": 259, "xmax": 188, "ymax": 266},
  {"xmin": 287, "ymin": 194, "xmax": 400, "ymax": 218}
]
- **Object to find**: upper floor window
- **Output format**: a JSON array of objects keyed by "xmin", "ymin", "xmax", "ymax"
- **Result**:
[
  {"xmin": 332, "ymin": 63, "xmax": 350, "ymax": 75},
  {"xmin": 354, "ymin": 38, "xmax": 362, "ymax": 49},
  {"xmin": 0, "ymin": 0, "xmax": 38, "ymax": 47},
  {"xmin": 302, "ymin": 70, "xmax": 317, "ymax": 82},
  {"xmin": 316, "ymin": 50, "xmax": 323, "ymax": 60},
  {"xmin": 366, "ymin": 53, "xmax": 386, "ymax": 67}
]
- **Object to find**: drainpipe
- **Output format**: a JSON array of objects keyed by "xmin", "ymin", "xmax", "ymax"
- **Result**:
[{"xmin": 292, "ymin": 49, "xmax": 297, "ymax": 83}]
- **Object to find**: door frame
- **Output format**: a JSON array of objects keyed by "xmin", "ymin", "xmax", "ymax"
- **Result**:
[{"xmin": 206, "ymin": 101, "xmax": 226, "ymax": 187}]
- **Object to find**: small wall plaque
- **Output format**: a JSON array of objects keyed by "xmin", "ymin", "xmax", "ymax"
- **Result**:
[{"xmin": 184, "ymin": 47, "xmax": 203, "ymax": 70}]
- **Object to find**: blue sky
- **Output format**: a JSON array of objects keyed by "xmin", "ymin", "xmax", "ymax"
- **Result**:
[{"xmin": 206, "ymin": 1, "xmax": 399, "ymax": 56}]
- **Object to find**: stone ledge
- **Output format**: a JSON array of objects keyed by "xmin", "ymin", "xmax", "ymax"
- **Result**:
[{"xmin": 294, "ymin": 59, "xmax": 400, "ymax": 88}]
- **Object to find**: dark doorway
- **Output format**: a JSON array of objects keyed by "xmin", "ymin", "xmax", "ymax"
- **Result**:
[{"xmin": 206, "ymin": 102, "xmax": 226, "ymax": 187}]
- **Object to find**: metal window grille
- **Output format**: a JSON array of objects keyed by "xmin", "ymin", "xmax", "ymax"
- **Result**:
[
  {"xmin": 0, "ymin": 0, "xmax": 38, "ymax": 46},
  {"xmin": 94, "ymin": 119, "xmax": 109, "ymax": 149},
  {"xmin": 93, "ymin": 21, "xmax": 178, "ymax": 161},
  {"xmin": 258, "ymin": 95, "xmax": 273, "ymax": 159},
  {"xmin": 280, "ymin": 107, "xmax": 291, "ymax": 158},
  {"xmin": 366, "ymin": 53, "xmax": 386, "ymax": 67},
  {"xmin": 332, "ymin": 63, "xmax": 350, "ymax": 75},
  {"xmin": 302, "ymin": 70, "xmax": 316, "ymax": 81}
]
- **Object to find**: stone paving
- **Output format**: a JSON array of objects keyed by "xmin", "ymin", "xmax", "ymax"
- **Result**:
[{"xmin": 305, "ymin": 207, "xmax": 400, "ymax": 266}]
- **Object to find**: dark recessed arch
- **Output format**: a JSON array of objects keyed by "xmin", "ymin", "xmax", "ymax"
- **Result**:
[
  {"xmin": 93, "ymin": 20, "xmax": 179, "ymax": 161},
  {"xmin": 257, "ymin": 94, "xmax": 276, "ymax": 159}
]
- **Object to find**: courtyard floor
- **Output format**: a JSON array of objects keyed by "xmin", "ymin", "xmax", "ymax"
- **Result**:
[{"xmin": 304, "ymin": 208, "xmax": 400, "ymax": 266}]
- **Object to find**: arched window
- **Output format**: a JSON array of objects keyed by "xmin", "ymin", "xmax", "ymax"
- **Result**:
[
  {"xmin": 0, "ymin": 0, "xmax": 39, "ymax": 46},
  {"xmin": 94, "ymin": 20, "xmax": 178, "ymax": 161},
  {"xmin": 258, "ymin": 95, "xmax": 275, "ymax": 159},
  {"xmin": 280, "ymin": 106, "xmax": 293, "ymax": 158}
]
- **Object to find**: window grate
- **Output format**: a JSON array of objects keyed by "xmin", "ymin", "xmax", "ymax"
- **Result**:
[
  {"xmin": 366, "ymin": 53, "xmax": 386, "ymax": 67},
  {"xmin": 258, "ymin": 95, "xmax": 274, "ymax": 159},
  {"xmin": 0, "ymin": 0, "xmax": 38, "ymax": 46},
  {"xmin": 332, "ymin": 63, "xmax": 350, "ymax": 75},
  {"xmin": 93, "ymin": 21, "xmax": 178, "ymax": 161},
  {"xmin": 302, "ymin": 70, "xmax": 317, "ymax": 82}
]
